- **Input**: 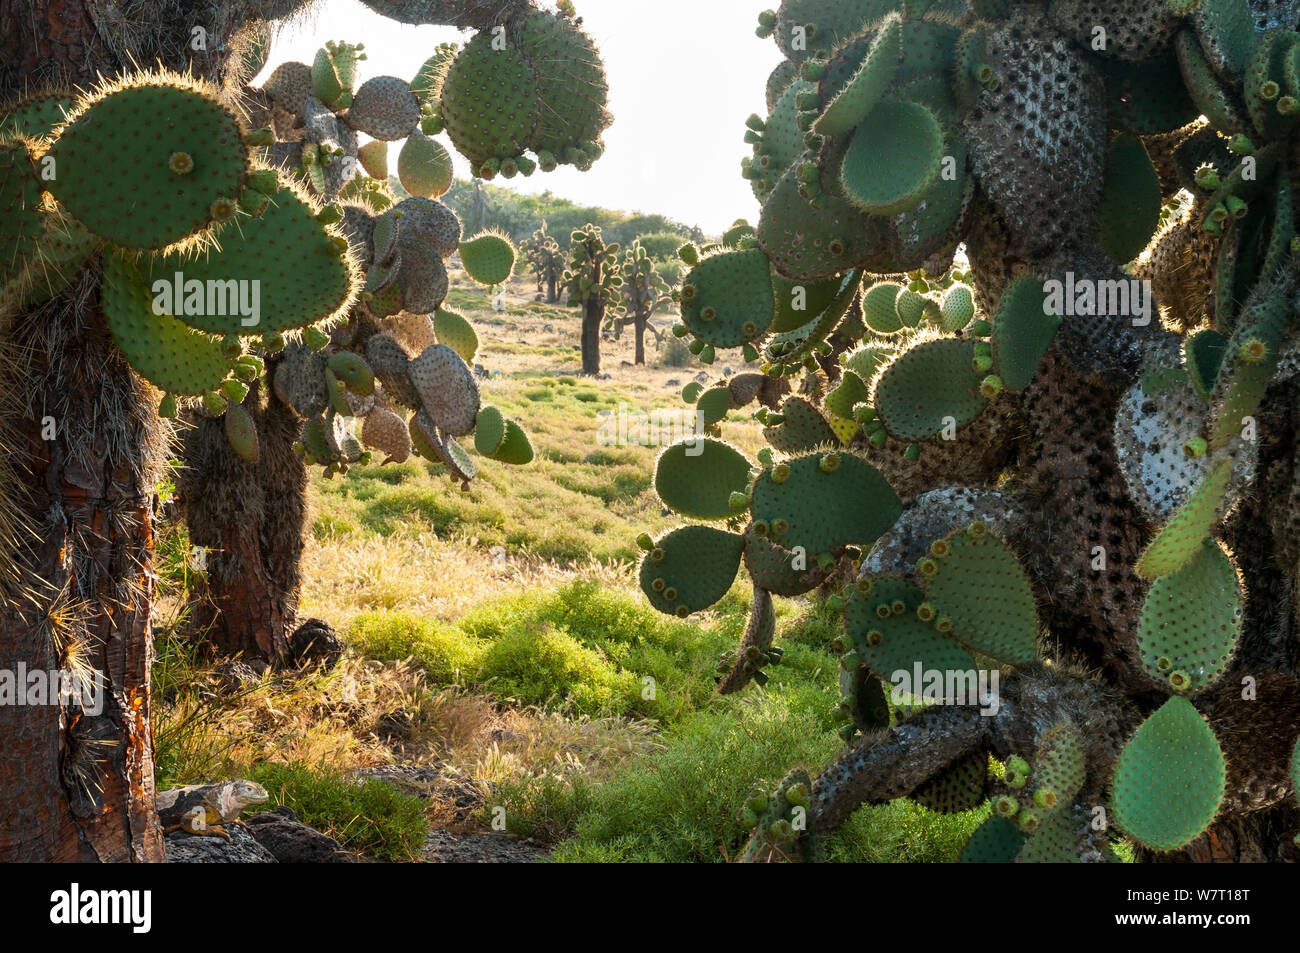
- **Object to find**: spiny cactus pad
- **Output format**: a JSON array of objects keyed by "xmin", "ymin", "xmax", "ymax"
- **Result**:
[
  {"xmin": 654, "ymin": 438, "xmax": 753, "ymax": 521},
  {"xmin": 519, "ymin": 9, "xmax": 610, "ymax": 165},
  {"xmin": 960, "ymin": 814, "xmax": 1028, "ymax": 863},
  {"xmin": 146, "ymin": 184, "xmax": 356, "ymax": 335},
  {"xmin": 762, "ymin": 396, "xmax": 838, "ymax": 453},
  {"xmin": 839, "ymin": 99, "xmax": 945, "ymax": 216},
  {"xmin": 47, "ymin": 77, "xmax": 249, "ymax": 250},
  {"xmin": 102, "ymin": 251, "xmax": 235, "ymax": 395},
  {"xmin": 433, "ymin": 307, "xmax": 478, "ymax": 364},
  {"xmin": 921, "ymin": 526, "xmax": 1039, "ymax": 666},
  {"xmin": 844, "ymin": 576, "xmax": 978, "ymax": 694},
  {"xmin": 459, "ymin": 232, "xmax": 516, "ymax": 285},
  {"xmin": 1135, "ymin": 457, "xmax": 1231, "ymax": 579},
  {"xmin": 1111, "ymin": 696, "xmax": 1226, "ymax": 852},
  {"xmin": 814, "ymin": 13, "xmax": 903, "ymax": 138},
  {"xmin": 639, "ymin": 525, "xmax": 745, "ymax": 617},
  {"xmin": 873, "ymin": 337, "xmax": 987, "ymax": 442},
  {"xmin": 409, "ymin": 344, "xmax": 480, "ymax": 436},
  {"xmin": 439, "ymin": 34, "xmax": 539, "ymax": 166},
  {"xmin": 1136, "ymin": 538, "xmax": 1242, "ymax": 693},
  {"xmin": 680, "ymin": 247, "xmax": 775, "ymax": 348},
  {"xmin": 1097, "ymin": 133, "xmax": 1162, "ymax": 264},
  {"xmin": 909, "ymin": 750, "xmax": 989, "ymax": 814},
  {"xmin": 990, "ymin": 275, "xmax": 1059, "ymax": 391},
  {"xmin": 398, "ymin": 130, "xmax": 454, "ymax": 199}
]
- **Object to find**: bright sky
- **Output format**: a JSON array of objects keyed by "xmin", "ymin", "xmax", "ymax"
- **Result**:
[{"xmin": 260, "ymin": 0, "xmax": 783, "ymax": 234}]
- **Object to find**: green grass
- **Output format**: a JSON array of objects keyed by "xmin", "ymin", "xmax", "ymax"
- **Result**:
[
  {"xmin": 247, "ymin": 762, "xmax": 429, "ymax": 861},
  {"xmin": 348, "ymin": 579, "xmax": 835, "ymax": 721}
]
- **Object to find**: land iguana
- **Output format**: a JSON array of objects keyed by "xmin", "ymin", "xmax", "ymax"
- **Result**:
[{"xmin": 156, "ymin": 780, "xmax": 269, "ymax": 840}]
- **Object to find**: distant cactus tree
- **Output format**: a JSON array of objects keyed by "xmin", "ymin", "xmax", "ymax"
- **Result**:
[
  {"xmin": 522, "ymin": 222, "xmax": 566, "ymax": 302},
  {"xmin": 563, "ymin": 224, "xmax": 623, "ymax": 374},
  {"xmin": 610, "ymin": 241, "xmax": 672, "ymax": 364},
  {"xmin": 0, "ymin": 0, "xmax": 609, "ymax": 861},
  {"xmin": 635, "ymin": 0, "xmax": 1300, "ymax": 864}
]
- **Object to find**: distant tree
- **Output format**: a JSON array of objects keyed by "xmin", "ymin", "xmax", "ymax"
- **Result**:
[
  {"xmin": 609, "ymin": 242, "xmax": 672, "ymax": 364},
  {"xmin": 521, "ymin": 223, "xmax": 565, "ymax": 303},
  {"xmin": 563, "ymin": 225, "xmax": 623, "ymax": 375}
]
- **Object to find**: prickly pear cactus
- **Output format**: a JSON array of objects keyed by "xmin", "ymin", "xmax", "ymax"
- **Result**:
[
  {"xmin": 608, "ymin": 241, "xmax": 673, "ymax": 365},
  {"xmin": 635, "ymin": 0, "xmax": 1300, "ymax": 863},
  {"xmin": 521, "ymin": 222, "xmax": 567, "ymax": 303},
  {"xmin": 562, "ymin": 224, "xmax": 623, "ymax": 374}
]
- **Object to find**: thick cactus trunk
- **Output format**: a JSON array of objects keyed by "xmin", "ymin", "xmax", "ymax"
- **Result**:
[
  {"xmin": 176, "ymin": 381, "xmax": 307, "ymax": 664},
  {"xmin": 0, "ymin": 276, "xmax": 165, "ymax": 862},
  {"xmin": 634, "ymin": 313, "xmax": 647, "ymax": 365},
  {"xmin": 581, "ymin": 298, "xmax": 603, "ymax": 375}
]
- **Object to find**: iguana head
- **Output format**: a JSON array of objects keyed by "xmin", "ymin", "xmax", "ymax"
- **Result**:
[{"xmin": 232, "ymin": 780, "xmax": 269, "ymax": 807}]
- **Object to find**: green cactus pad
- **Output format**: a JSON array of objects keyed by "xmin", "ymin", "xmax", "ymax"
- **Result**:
[
  {"xmin": 910, "ymin": 750, "xmax": 989, "ymax": 814},
  {"xmin": 654, "ymin": 437, "xmax": 753, "ymax": 521},
  {"xmin": 439, "ymin": 33, "xmax": 539, "ymax": 166},
  {"xmin": 751, "ymin": 452, "xmax": 902, "ymax": 556},
  {"xmin": 1098, "ymin": 134, "xmax": 1162, "ymax": 265},
  {"xmin": 519, "ymin": 10, "xmax": 610, "ymax": 165},
  {"xmin": 824, "ymin": 371, "xmax": 871, "ymax": 421},
  {"xmin": 839, "ymin": 99, "xmax": 944, "ymax": 216},
  {"xmin": 347, "ymin": 76, "xmax": 421, "ymax": 141},
  {"xmin": 101, "ymin": 251, "xmax": 235, "ymax": 395},
  {"xmin": 639, "ymin": 524, "xmax": 745, "ymax": 617},
  {"xmin": 873, "ymin": 338, "xmax": 987, "ymax": 442},
  {"xmin": 459, "ymin": 232, "xmax": 516, "ymax": 285},
  {"xmin": 312, "ymin": 42, "xmax": 359, "ymax": 110},
  {"xmin": 1030, "ymin": 723, "xmax": 1086, "ymax": 810},
  {"xmin": 1102, "ymin": 53, "xmax": 1200, "ymax": 136},
  {"xmin": 922, "ymin": 527, "xmax": 1038, "ymax": 666},
  {"xmin": 961, "ymin": 815, "xmax": 1028, "ymax": 863},
  {"xmin": 696, "ymin": 386, "xmax": 732, "ymax": 426},
  {"xmin": 410, "ymin": 43, "xmax": 459, "ymax": 107},
  {"xmin": 990, "ymin": 275, "xmax": 1059, "ymax": 391},
  {"xmin": 1209, "ymin": 288, "xmax": 1289, "ymax": 451},
  {"xmin": 1111, "ymin": 696, "xmax": 1226, "ymax": 852},
  {"xmin": 750, "ymin": 80, "xmax": 813, "ymax": 202},
  {"xmin": 224, "ymin": 400, "xmax": 260, "ymax": 464},
  {"xmin": 843, "ymin": 343, "xmax": 896, "ymax": 382},
  {"xmin": 0, "ymin": 93, "xmax": 74, "ymax": 140},
  {"xmin": 473, "ymin": 404, "xmax": 506, "ymax": 455},
  {"xmin": 762, "ymin": 396, "xmax": 838, "ymax": 453},
  {"xmin": 0, "ymin": 140, "xmax": 42, "ymax": 287},
  {"xmin": 1136, "ymin": 538, "xmax": 1242, "ymax": 692},
  {"xmin": 1175, "ymin": 29, "xmax": 1248, "ymax": 135},
  {"xmin": 433, "ymin": 307, "xmax": 478, "ymax": 364},
  {"xmin": 681, "ymin": 381, "xmax": 704, "ymax": 404},
  {"xmin": 398, "ymin": 130, "xmax": 454, "ymax": 199},
  {"xmin": 813, "ymin": 13, "xmax": 902, "ymax": 138},
  {"xmin": 144, "ymin": 183, "xmax": 355, "ymax": 335},
  {"xmin": 327, "ymin": 351, "xmax": 374, "ymax": 397},
  {"xmin": 46, "ymin": 77, "xmax": 249, "ymax": 250},
  {"xmin": 758, "ymin": 158, "xmax": 886, "ymax": 281},
  {"xmin": 743, "ymin": 530, "xmax": 833, "ymax": 597},
  {"xmin": 939, "ymin": 284, "xmax": 975, "ymax": 333},
  {"xmin": 863, "ymin": 281, "xmax": 906, "ymax": 334},
  {"xmin": 487, "ymin": 419, "xmax": 534, "ymax": 465},
  {"xmin": 680, "ymin": 247, "xmax": 775, "ymax": 348},
  {"xmin": 1193, "ymin": 0, "xmax": 1256, "ymax": 80},
  {"xmin": 895, "ymin": 289, "xmax": 927, "ymax": 328},
  {"xmin": 1135, "ymin": 457, "xmax": 1231, "ymax": 579},
  {"xmin": 1185, "ymin": 328, "xmax": 1227, "ymax": 401},
  {"xmin": 770, "ymin": 273, "xmax": 843, "ymax": 333},
  {"xmin": 844, "ymin": 576, "xmax": 978, "ymax": 694},
  {"xmin": 1015, "ymin": 806, "xmax": 1083, "ymax": 863}
]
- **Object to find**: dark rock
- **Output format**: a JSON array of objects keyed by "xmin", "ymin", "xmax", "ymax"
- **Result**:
[
  {"xmin": 290, "ymin": 618, "xmax": 343, "ymax": 669},
  {"xmin": 421, "ymin": 829, "xmax": 549, "ymax": 863},
  {"xmin": 213, "ymin": 660, "xmax": 261, "ymax": 692},
  {"xmin": 165, "ymin": 823, "xmax": 277, "ymax": 863},
  {"xmin": 664, "ymin": 379, "xmax": 681, "ymax": 387},
  {"xmin": 244, "ymin": 806, "xmax": 353, "ymax": 863}
]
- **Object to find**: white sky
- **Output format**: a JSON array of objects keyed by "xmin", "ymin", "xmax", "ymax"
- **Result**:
[{"xmin": 261, "ymin": 0, "xmax": 783, "ymax": 234}]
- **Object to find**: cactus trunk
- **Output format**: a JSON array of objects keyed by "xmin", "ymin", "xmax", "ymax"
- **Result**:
[{"xmin": 581, "ymin": 298, "xmax": 603, "ymax": 375}]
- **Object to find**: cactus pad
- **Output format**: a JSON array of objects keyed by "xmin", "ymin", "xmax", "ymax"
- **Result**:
[
  {"xmin": 519, "ymin": 10, "xmax": 610, "ymax": 165},
  {"xmin": 921, "ymin": 526, "xmax": 1039, "ymax": 666},
  {"xmin": 346, "ymin": 76, "xmax": 420, "ymax": 141},
  {"xmin": 224, "ymin": 400, "xmax": 260, "ymax": 464},
  {"xmin": 839, "ymin": 99, "xmax": 945, "ymax": 216},
  {"xmin": 762, "ymin": 396, "xmax": 838, "ymax": 453},
  {"xmin": 750, "ymin": 452, "xmax": 902, "ymax": 557},
  {"xmin": 1136, "ymin": 538, "xmax": 1242, "ymax": 692},
  {"xmin": 487, "ymin": 420, "xmax": 534, "ymax": 465},
  {"xmin": 439, "ymin": 34, "xmax": 539, "ymax": 166},
  {"xmin": 873, "ymin": 338, "xmax": 987, "ymax": 442},
  {"xmin": 101, "ymin": 251, "xmax": 235, "ymax": 395},
  {"xmin": 680, "ymin": 247, "xmax": 775, "ymax": 348},
  {"xmin": 1098, "ymin": 133, "xmax": 1162, "ymax": 264},
  {"xmin": 1111, "ymin": 696, "xmax": 1226, "ymax": 852},
  {"xmin": 145, "ymin": 183, "xmax": 356, "ymax": 335},
  {"xmin": 862, "ymin": 281, "xmax": 906, "ymax": 334},
  {"xmin": 47, "ymin": 77, "xmax": 249, "ymax": 250},
  {"xmin": 409, "ymin": 344, "xmax": 480, "ymax": 436},
  {"xmin": 990, "ymin": 275, "xmax": 1058, "ymax": 391},
  {"xmin": 961, "ymin": 815, "xmax": 1028, "ymax": 862},
  {"xmin": 654, "ymin": 438, "xmax": 752, "ymax": 521},
  {"xmin": 433, "ymin": 307, "xmax": 478, "ymax": 364},
  {"xmin": 910, "ymin": 750, "xmax": 990, "ymax": 814},
  {"xmin": 459, "ymin": 232, "xmax": 516, "ymax": 285},
  {"xmin": 1135, "ymin": 457, "xmax": 1231, "ymax": 579},
  {"xmin": 814, "ymin": 13, "xmax": 903, "ymax": 138},
  {"xmin": 639, "ymin": 525, "xmax": 745, "ymax": 616},
  {"xmin": 398, "ymin": 130, "xmax": 454, "ymax": 199}
]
